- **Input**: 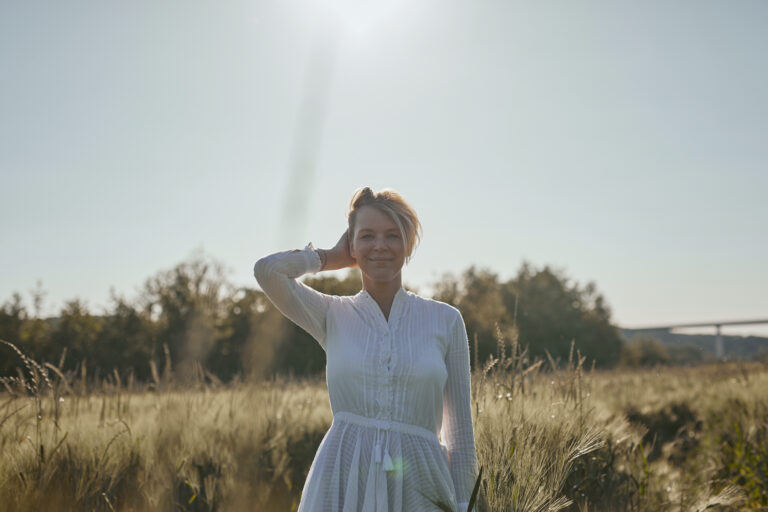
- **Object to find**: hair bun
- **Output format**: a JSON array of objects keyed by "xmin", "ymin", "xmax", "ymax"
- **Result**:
[{"xmin": 350, "ymin": 186, "xmax": 375, "ymax": 209}]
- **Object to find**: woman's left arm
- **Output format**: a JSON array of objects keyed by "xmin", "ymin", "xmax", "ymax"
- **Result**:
[{"xmin": 442, "ymin": 310, "xmax": 479, "ymax": 511}]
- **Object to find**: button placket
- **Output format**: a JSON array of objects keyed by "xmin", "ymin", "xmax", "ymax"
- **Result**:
[
  {"xmin": 379, "ymin": 329, "xmax": 392, "ymax": 418},
  {"xmin": 381, "ymin": 331, "xmax": 391, "ymax": 366}
]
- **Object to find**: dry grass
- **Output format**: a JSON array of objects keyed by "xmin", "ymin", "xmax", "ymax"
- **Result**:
[{"xmin": 1, "ymin": 337, "xmax": 767, "ymax": 511}]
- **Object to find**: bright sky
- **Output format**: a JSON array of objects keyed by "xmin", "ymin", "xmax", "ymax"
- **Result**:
[{"xmin": 1, "ymin": 0, "xmax": 767, "ymax": 336}]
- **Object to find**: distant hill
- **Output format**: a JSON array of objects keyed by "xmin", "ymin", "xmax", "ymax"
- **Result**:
[{"xmin": 620, "ymin": 328, "xmax": 768, "ymax": 359}]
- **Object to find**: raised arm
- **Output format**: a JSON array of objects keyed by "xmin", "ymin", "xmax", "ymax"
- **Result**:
[
  {"xmin": 253, "ymin": 243, "xmax": 332, "ymax": 349},
  {"xmin": 441, "ymin": 310, "xmax": 479, "ymax": 511},
  {"xmin": 253, "ymin": 232, "xmax": 356, "ymax": 350}
]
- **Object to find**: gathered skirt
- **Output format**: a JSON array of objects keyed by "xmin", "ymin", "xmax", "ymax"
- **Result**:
[{"xmin": 297, "ymin": 412, "xmax": 459, "ymax": 512}]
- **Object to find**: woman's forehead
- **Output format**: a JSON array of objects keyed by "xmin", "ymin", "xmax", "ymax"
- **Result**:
[{"xmin": 354, "ymin": 206, "xmax": 399, "ymax": 230}]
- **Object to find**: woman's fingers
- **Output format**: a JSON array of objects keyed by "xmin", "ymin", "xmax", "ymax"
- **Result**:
[
  {"xmin": 342, "ymin": 230, "xmax": 357, "ymax": 267},
  {"xmin": 319, "ymin": 230, "xmax": 357, "ymax": 270}
]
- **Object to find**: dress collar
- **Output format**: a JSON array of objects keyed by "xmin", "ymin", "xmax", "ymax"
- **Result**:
[{"xmin": 356, "ymin": 287, "xmax": 410, "ymax": 334}]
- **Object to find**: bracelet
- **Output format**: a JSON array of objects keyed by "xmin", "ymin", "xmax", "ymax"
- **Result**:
[{"xmin": 317, "ymin": 249, "xmax": 327, "ymax": 270}]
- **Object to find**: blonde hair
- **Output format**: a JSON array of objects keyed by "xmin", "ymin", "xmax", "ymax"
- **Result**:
[{"xmin": 347, "ymin": 187, "xmax": 422, "ymax": 264}]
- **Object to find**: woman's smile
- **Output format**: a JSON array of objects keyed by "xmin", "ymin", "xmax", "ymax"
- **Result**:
[{"xmin": 349, "ymin": 205, "xmax": 407, "ymax": 286}]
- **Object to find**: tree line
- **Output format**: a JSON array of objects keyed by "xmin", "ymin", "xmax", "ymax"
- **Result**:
[{"xmin": 0, "ymin": 252, "xmax": 627, "ymax": 384}]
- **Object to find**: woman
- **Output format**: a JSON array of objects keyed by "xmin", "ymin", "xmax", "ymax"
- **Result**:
[{"xmin": 254, "ymin": 187, "xmax": 478, "ymax": 511}]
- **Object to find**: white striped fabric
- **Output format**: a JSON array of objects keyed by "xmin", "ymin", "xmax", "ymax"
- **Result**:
[{"xmin": 254, "ymin": 244, "xmax": 478, "ymax": 512}]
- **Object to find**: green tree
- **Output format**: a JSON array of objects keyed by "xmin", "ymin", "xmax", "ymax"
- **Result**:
[
  {"xmin": 433, "ymin": 262, "xmax": 623, "ymax": 368},
  {"xmin": 503, "ymin": 263, "xmax": 622, "ymax": 366},
  {"xmin": 304, "ymin": 270, "xmax": 362, "ymax": 297},
  {"xmin": 0, "ymin": 293, "xmax": 30, "ymax": 375},
  {"xmin": 0, "ymin": 286, "xmax": 54, "ymax": 371},
  {"xmin": 49, "ymin": 299, "xmax": 104, "ymax": 376},
  {"xmin": 139, "ymin": 251, "xmax": 231, "ymax": 383},
  {"xmin": 433, "ymin": 267, "xmax": 514, "ymax": 369},
  {"xmin": 94, "ymin": 292, "xmax": 155, "ymax": 381},
  {"xmin": 667, "ymin": 343, "xmax": 706, "ymax": 366},
  {"xmin": 620, "ymin": 335, "xmax": 671, "ymax": 367},
  {"xmin": 212, "ymin": 288, "xmax": 275, "ymax": 381}
]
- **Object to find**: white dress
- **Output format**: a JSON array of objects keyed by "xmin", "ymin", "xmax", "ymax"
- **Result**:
[{"xmin": 254, "ymin": 244, "xmax": 478, "ymax": 512}]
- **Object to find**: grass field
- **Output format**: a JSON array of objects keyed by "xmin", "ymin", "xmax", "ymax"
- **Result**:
[{"xmin": 1, "ymin": 339, "xmax": 767, "ymax": 511}]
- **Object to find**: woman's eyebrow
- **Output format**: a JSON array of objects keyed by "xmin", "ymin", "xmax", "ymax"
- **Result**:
[{"xmin": 357, "ymin": 228, "xmax": 399, "ymax": 233}]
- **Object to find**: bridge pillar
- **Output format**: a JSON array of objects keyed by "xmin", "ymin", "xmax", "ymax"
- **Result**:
[{"xmin": 715, "ymin": 324, "xmax": 724, "ymax": 359}]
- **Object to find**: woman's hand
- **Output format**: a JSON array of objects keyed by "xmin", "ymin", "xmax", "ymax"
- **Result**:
[{"xmin": 318, "ymin": 230, "xmax": 357, "ymax": 271}]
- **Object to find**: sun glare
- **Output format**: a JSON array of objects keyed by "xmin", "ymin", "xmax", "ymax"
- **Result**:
[{"xmin": 317, "ymin": 0, "xmax": 409, "ymax": 37}]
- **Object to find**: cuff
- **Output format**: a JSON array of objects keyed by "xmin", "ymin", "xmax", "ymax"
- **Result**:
[{"xmin": 303, "ymin": 242, "xmax": 322, "ymax": 273}]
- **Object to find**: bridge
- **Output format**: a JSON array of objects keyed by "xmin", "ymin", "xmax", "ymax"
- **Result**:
[{"xmin": 625, "ymin": 319, "xmax": 768, "ymax": 358}]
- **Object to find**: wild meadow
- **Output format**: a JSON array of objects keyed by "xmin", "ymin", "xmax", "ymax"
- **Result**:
[{"xmin": 1, "ymin": 336, "xmax": 767, "ymax": 512}]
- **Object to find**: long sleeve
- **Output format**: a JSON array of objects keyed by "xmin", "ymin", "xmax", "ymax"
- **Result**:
[
  {"xmin": 441, "ymin": 310, "xmax": 479, "ymax": 511},
  {"xmin": 253, "ymin": 243, "xmax": 334, "ymax": 350}
]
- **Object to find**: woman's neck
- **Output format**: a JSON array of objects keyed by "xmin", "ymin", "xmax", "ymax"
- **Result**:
[{"xmin": 362, "ymin": 275, "xmax": 402, "ymax": 321}]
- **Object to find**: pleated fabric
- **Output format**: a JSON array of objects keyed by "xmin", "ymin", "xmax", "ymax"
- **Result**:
[{"xmin": 254, "ymin": 244, "xmax": 478, "ymax": 512}]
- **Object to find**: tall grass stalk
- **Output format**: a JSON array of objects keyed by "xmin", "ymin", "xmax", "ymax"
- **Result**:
[{"xmin": 1, "ymin": 337, "xmax": 767, "ymax": 510}]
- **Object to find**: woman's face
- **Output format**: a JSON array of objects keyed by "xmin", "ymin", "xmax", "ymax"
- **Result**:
[{"xmin": 350, "ymin": 205, "xmax": 406, "ymax": 285}]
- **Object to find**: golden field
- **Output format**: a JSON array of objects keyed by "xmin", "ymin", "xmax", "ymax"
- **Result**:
[{"xmin": 1, "ymin": 341, "xmax": 767, "ymax": 511}]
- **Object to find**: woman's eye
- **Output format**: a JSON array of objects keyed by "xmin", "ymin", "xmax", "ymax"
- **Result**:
[{"xmin": 388, "ymin": 234, "xmax": 399, "ymax": 238}]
